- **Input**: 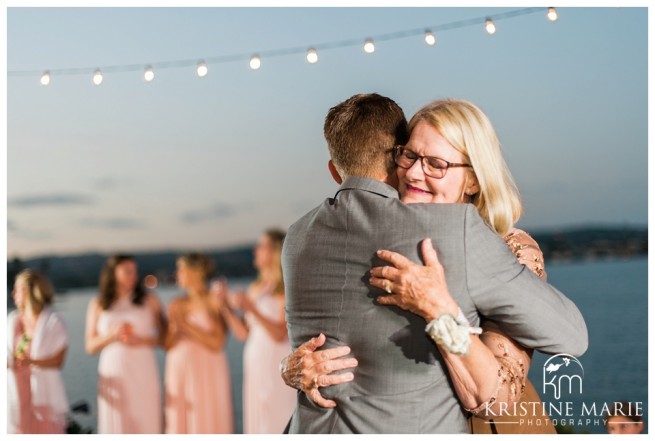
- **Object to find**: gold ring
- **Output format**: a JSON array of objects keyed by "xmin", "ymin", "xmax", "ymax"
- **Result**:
[
  {"xmin": 385, "ymin": 282, "xmax": 392, "ymax": 294},
  {"xmin": 312, "ymin": 376, "xmax": 319, "ymax": 388}
]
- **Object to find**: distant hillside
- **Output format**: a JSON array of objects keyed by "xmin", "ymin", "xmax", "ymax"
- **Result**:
[
  {"xmin": 529, "ymin": 226, "xmax": 647, "ymax": 261},
  {"xmin": 7, "ymin": 246, "xmax": 257, "ymax": 293},
  {"xmin": 6, "ymin": 226, "xmax": 647, "ymax": 292}
]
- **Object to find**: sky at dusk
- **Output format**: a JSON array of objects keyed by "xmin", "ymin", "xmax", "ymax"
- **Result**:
[{"xmin": 6, "ymin": 5, "xmax": 649, "ymax": 258}]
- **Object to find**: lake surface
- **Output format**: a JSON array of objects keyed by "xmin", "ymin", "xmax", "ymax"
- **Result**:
[{"xmin": 9, "ymin": 258, "xmax": 648, "ymax": 434}]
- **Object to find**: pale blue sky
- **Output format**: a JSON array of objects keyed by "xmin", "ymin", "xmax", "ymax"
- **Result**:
[{"xmin": 7, "ymin": 7, "xmax": 648, "ymax": 258}]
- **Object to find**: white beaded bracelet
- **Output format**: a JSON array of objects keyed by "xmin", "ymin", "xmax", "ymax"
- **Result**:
[{"xmin": 425, "ymin": 308, "xmax": 482, "ymax": 355}]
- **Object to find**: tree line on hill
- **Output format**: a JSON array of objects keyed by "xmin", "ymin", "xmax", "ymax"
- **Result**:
[{"xmin": 6, "ymin": 226, "xmax": 647, "ymax": 293}]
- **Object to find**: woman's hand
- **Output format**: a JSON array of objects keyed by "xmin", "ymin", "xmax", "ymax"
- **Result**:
[
  {"xmin": 210, "ymin": 278, "xmax": 229, "ymax": 308},
  {"xmin": 369, "ymin": 238, "xmax": 459, "ymax": 322},
  {"xmin": 230, "ymin": 291, "xmax": 255, "ymax": 313},
  {"xmin": 14, "ymin": 353, "xmax": 31, "ymax": 369},
  {"xmin": 107, "ymin": 322, "xmax": 131, "ymax": 343},
  {"xmin": 280, "ymin": 333, "xmax": 357, "ymax": 408}
]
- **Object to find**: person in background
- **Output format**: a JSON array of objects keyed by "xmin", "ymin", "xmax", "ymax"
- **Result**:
[
  {"xmin": 164, "ymin": 252, "xmax": 236, "ymax": 434},
  {"xmin": 7, "ymin": 269, "xmax": 69, "ymax": 434},
  {"xmin": 224, "ymin": 229, "xmax": 296, "ymax": 433},
  {"xmin": 605, "ymin": 401, "xmax": 644, "ymax": 434},
  {"xmin": 85, "ymin": 254, "xmax": 165, "ymax": 433}
]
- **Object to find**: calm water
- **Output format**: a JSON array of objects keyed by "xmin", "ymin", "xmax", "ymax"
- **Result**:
[{"xmin": 10, "ymin": 258, "xmax": 648, "ymax": 434}]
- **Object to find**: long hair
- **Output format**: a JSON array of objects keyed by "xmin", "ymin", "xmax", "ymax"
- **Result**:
[
  {"xmin": 258, "ymin": 228, "xmax": 286, "ymax": 297},
  {"xmin": 409, "ymin": 99, "xmax": 523, "ymax": 236},
  {"xmin": 15, "ymin": 269, "xmax": 55, "ymax": 314},
  {"xmin": 98, "ymin": 254, "xmax": 146, "ymax": 310}
]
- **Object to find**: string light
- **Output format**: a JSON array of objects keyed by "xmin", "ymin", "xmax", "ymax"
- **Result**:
[
  {"xmin": 485, "ymin": 19, "xmax": 496, "ymax": 35},
  {"xmin": 306, "ymin": 48, "xmax": 318, "ymax": 64},
  {"xmin": 196, "ymin": 61, "xmax": 208, "ymax": 77},
  {"xmin": 10, "ymin": 8, "xmax": 553, "ymax": 86},
  {"xmin": 92, "ymin": 69, "xmax": 103, "ymax": 86},
  {"xmin": 40, "ymin": 71, "xmax": 50, "ymax": 86},
  {"xmin": 364, "ymin": 39, "xmax": 375, "ymax": 53},
  {"xmin": 547, "ymin": 7, "xmax": 558, "ymax": 22},
  {"xmin": 424, "ymin": 30, "xmax": 436, "ymax": 46},
  {"xmin": 249, "ymin": 55, "xmax": 261, "ymax": 70},
  {"xmin": 144, "ymin": 66, "xmax": 155, "ymax": 82}
]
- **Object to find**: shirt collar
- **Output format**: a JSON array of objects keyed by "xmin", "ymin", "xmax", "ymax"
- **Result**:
[{"xmin": 335, "ymin": 176, "xmax": 400, "ymax": 200}]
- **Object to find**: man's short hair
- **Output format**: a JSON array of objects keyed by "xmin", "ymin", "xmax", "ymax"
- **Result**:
[{"xmin": 324, "ymin": 93, "xmax": 408, "ymax": 178}]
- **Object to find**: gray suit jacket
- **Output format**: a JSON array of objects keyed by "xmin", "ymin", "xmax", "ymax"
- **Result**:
[{"xmin": 283, "ymin": 177, "xmax": 588, "ymax": 434}]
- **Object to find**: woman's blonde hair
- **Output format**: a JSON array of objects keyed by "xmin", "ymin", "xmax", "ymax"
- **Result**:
[
  {"xmin": 408, "ymin": 99, "xmax": 522, "ymax": 236},
  {"xmin": 15, "ymin": 269, "xmax": 55, "ymax": 314}
]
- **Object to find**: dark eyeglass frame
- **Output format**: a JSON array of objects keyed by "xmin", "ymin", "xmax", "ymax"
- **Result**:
[{"xmin": 393, "ymin": 146, "xmax": 472, "ymax": 179}]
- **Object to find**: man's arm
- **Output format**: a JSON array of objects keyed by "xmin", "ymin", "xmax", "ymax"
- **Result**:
[{"xmin": 463, "ymin": 205, "xmax": 588, "ymax": 356}]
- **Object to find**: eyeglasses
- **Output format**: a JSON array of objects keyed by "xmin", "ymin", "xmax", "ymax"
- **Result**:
[{"xmin": 393, "ymin": 146, "xmax": 472, "ymax": 179}]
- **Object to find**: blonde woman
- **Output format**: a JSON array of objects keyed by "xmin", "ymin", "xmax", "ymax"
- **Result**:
[
  {"xmin": 164, "ymin": 253, "xmax": 235, "ymax": 434},
  {"xmin": 226, "ymin": 229, "xmax": 296, "ymax": 433},
  {"xmin": 282, "ymin": 99, "xmax": 555, "ymax": 434},
  {"xmin": 7, "ymin": 269, "xmax": 69, "ymax": 434}
]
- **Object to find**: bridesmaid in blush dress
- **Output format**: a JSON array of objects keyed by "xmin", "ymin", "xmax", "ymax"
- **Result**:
[
  {"xmin": 228, "ymin": 229, "xmax": 296, "ymax": 434},
  {"xmin": 7, "ymin": 270, "xmax": 69, "ymax": 434},
  {"xmin": 164, "ymin": 253, "xmax": 236, "ymax": 434},
  {"xmin": 85, "ymin": 255, "xmax": 166, "ymax": 434}
]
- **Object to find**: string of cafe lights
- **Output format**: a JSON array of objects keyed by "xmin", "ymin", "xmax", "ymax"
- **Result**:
[{"xmin": 9, "ymin": 7, "xmax": 559, "ymax": 87}]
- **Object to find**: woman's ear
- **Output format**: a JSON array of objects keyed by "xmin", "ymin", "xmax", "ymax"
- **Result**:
[{"xmin": 465, "ymin": 173, "xmax": 480, "ymax": 196}]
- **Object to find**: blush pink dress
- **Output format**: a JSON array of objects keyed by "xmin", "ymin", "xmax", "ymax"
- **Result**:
[
  {"xmin": 165, "ymin": 308, "xmax": 233, "ymax": 434},
  {"xmin": 10, "ymin": 321, "xmax": 64, "ymax": 434},
  {"xmin": 96, "ymin": 296, "xmax": 162, "ymax": 433},
  {"xmin": 242, "ymin": 291, "xmax": 296, "ymax": 433}
]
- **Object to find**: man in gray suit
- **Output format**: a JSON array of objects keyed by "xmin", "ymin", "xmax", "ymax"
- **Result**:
[{"xmin": 282, "ymin": 93, "xmax": 587, "ymax": 433}]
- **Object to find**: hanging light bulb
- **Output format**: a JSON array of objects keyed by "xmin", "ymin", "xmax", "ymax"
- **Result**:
[
  {"xmin": 92, "ymin": 69, "xmax": 103, "ymax": 86},
  {"xmin": 364, "ymin": 39, "xmax": 375, "ymax": 54},
  {"xmin": 196, "ymin": 61, "xmax": 208, "ymax": 77},
  {"xmin": 144, "ymin": 66, "xmax": 155, "ymax": 82},
  {"xmin": 40, "ymin": 71, "xmax": 51, "ymax": 86},
  {"xmin": 424, "ymin": 31, "xmax": 436, "ymax": 46},
  {"xmin": 485, "ymin": 19, "xmax": 496, "ymax": 35},
  {"xmin": 250, "ymin": 55, "xmax": 261, "ymax": 70},
  {"xmin": 306, "ymin": 48, "xmax": 319, "ymax": 64},
  {"xmin": 547, "ymin": 7, "xmax": 558, "ymax": 22}
]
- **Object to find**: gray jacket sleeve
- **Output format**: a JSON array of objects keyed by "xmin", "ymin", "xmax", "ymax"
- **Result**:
[{"xmin": 463, "ymin": 204, "xmax": 588, "ymax": 356}]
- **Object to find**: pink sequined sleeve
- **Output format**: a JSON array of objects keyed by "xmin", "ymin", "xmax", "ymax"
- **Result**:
[{"xmin": 465, "ymin": 228, "xmax": 546, "ymax": 418}]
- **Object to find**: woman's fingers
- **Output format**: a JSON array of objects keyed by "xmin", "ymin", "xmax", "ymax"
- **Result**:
[
  {"xmin": 375, "ymin": 249, "xmax": 412, "ymax": 269},
  {"xmin": 369, "ymin": 275, "xmax": 393, "ymax": 293},
  {"xmin": 306, "ymin": 371, "xmax": 355, "ymax": 408},
  {"xmin": 369, "ymin": 265, "xmax": 400, "ymax": 282},
  {"xmin": 375, "ymin": 293, "xmax": 400, "ymax": 307},
  {"xmin": 297, "ymin": 333, "xmax": 327, "ymax": 355},
  {"xmin": 421, "ymin": 238, "xmax": 440, "ymax": 267},
  {"xmin": 315, "ymin": 355, "xmax": 358, "ymax": 375},
  {"xmin": 308, "ymin": 389, "xmax": 337, "ymax": 408},
  {"xmin": 316, "ymin": 371, "xmax": 355, "ymax": 387}
]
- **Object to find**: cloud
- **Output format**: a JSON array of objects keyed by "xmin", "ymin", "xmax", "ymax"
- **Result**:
[
  {"xmin": 8, "ymin": 220, "xmax": 17, "ymax": 231},
  {"xmin": 9, "ymin": 229, "xmax": 54, "ymax": 240},
  {"xmin": 9, "ymin": 194, "xmax": 94, "ymax": 208},
  {"xmin": 80, "ymin": 217, "xmax": 147, "ymax": 230},
  {"xmin": 94, "ymin": 177, "xmax": 134, "ymax": 191},
  {"xmin": 94, "ymin": 177, "xmax": 117, "ymax": 191},
  {"xmin": 180, "ymin": 203, "xmax": 237, "ymax": 224}
]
